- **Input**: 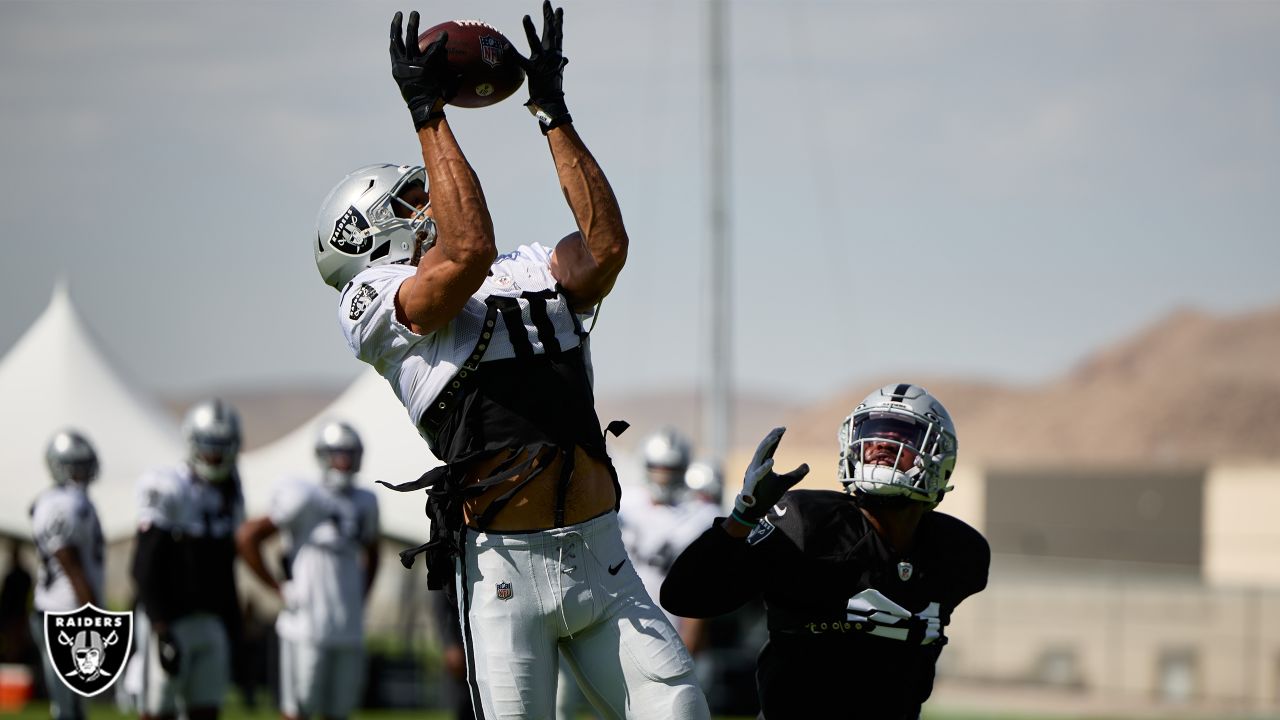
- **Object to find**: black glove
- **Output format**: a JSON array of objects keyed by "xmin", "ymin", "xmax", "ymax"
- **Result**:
[
  {"xmin": 516, "ymin": 1, "xmax": 572, "ymax": 134},
  {"xmin": 731, "ymin": 427, "xmax": 810, "ymax": 526},
  {"xmin": 390, "ymin": 11, "xmax": 459, "ymax": 130},
  {"xmin": 156, "ymin": 629, "xmax": 182, "ymax": 675}
]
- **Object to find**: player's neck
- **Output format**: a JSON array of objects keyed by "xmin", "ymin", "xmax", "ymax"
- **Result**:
[{"xmin": 860, "ymin": 503, "xmax": 926, "ymax": 557}]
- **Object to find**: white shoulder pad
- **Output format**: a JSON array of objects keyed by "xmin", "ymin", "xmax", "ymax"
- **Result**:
[{"xmin": 339, "ymin": 264, "xmax": 424, "ymax": 367}]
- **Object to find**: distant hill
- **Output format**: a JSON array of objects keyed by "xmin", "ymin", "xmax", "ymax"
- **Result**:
[
  {"xmin": 166, "ymin": 303, "xmax": 1280, "ymax": 464},
  {"xmin": 783, "ymin": 304, "xmax": 1280, "ymax": 465}
]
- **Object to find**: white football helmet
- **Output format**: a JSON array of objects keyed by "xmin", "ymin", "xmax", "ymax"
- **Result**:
[
  {"xmin": 315, "ymin": 420, "xmax": 363, "ymax": 490},
  {"xmin": 314, "ymin": 164, "xmax": 437, "ymax": 289},
  {"xmin": 183, "ymin": 399, "xmax": 241, "ymax": 483},
  {"xmin": 684, "ymin": 461, "xmax": 723, "ymax": 504},
  {"xmin": 45, "ymin": 429, "xmax": 99, "ymax": 485},
  {"xmin": 642, "ymin": 427, "xmax": 692, "ymax": 505},
  {"xmin": 837, "ymin": 383, "xmax": 957, "ymax": 506}
]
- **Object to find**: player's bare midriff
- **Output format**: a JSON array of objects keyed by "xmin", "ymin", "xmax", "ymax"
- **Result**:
[{"xmin": 461, "ymin": 445, "xmax": 617, "ymax": 531}]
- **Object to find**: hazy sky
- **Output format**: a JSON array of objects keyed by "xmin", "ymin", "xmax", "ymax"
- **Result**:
[{"xmin": 1, "ymin": 0, "xmax": 1277, "ymax": 404}]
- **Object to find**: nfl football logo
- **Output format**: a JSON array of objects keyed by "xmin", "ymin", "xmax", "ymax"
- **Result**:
[
  {"xmin": 897, "ymin": 561, "xmax": 914, "ymax": 582},
  {"xmin": 478, "ymin": 36, "xmax": 503, "ymax": 68},
  {"xmin": 43, "ymin": 604, "xmax": 133, "ymax": 698},
  {"xmin": 496, "ymin": 582, "xmax": 513, "ymax": 600}
]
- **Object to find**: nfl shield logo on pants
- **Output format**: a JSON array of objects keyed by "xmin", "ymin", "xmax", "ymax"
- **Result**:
[
  {"xmin": 43, "ymin": 603, "xmax": 134, "ymax": 698},
  {"xmin": 496, "ymin": 582, "xmax": 513, "ymax": 600}
]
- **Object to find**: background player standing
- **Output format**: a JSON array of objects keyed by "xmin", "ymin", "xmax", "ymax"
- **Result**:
[
  {"xmin": 662, "ymin": 384, "xmax": 990, "ymax": 720},
  {"xmin": 619, "ymin": 429, "xmax": 714, "ymax": 650},
  {"xmin": 237, "ymin": 421, "xmax": 380, "ymax": 720},
  {"xmin": 311, "ymin": 4, "xmax": 708, "ymax": 718},
  {"xmin": 131, "ymin": 400, "xmax": 244, "ymax": 720},
  {"xmin": 30, "ymin": 429, "xmax": 105, "ymax": 720}
]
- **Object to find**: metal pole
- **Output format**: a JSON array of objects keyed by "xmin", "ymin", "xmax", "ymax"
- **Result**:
[{"xmin": 706, "ymin": 0, "xmax": 731, "ymax": 477}]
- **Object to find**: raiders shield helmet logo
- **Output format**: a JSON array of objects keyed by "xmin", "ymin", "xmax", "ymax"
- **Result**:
[
  {"xmin": 43, "ymin": 603, "xmax": 133, "ymax": 698},
  {"xmin": 329, "ymin": 206, "xmax": 373, "ymax": 255}
]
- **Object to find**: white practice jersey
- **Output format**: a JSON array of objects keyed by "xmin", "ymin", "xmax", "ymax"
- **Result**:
[
  {"xmin": 619, "ymin": 493, "xmax": 720, "ymax": 622},
  {"xmin": 271, "ymin": 477, "xmax": 379, "ymax": 647},
  {"xmin": 136, "ymin": 464, "xmax": 244, "ymax": 539},
  {"xmin": 30, "ymin": 484, "xmax": 104, "ymax": 612},
  {"xmin": 339, "ymin": 244, "xmax": 595, "ymax": 436}
]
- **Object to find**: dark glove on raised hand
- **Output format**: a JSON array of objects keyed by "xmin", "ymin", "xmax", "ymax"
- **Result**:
[
  {"xmin": 390, "ymin": 11, "xmax": 459, "ymax": 130},
  {"xmin": 156, "ymin": 629, "xmax": 182, "ymax": 675},
  {"xmin": 731, "ymin": 427, "xmax": 810, "ymax": 527},
  {"xmin": 516, "ymin": 1, "xmax": 571, "ymax": 134}
]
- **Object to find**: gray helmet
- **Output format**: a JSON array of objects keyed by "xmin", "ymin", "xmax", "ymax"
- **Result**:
[
  {"xmin": 45, "ymin": 429, "xmax": 98, "ymax": 485},
  {"xmin": 315, "ymin": 420, "xmax": 363, "ymax": 490},
  {"xmin": 642, "ymin": 427, "xmax": 692, "ymax": 505},
  {"xmin": 837, "ymin": 383, "xmax": 957, "ymax": 506},
  {"xmin": 183, "ymin": 399, "xmax": 241, "ymax": 482},
  {"xmin": 314, "ymin": 164, "xmax": 436, "ymax": 289},
  {"xmin": 684, "ymin": 461, "xmax": 723, "ymax": 503}
]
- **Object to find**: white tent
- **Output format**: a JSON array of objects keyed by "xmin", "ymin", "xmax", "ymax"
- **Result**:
[
  {"xmin": 0, "ymin": 283, "xmax": 184, "ymax": 541},
  {"xmin": 239, "ymin": 369, "xmax": 443, "ymax": 543}
]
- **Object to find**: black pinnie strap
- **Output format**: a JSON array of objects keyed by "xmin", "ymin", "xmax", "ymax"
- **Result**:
[{"xmin": 418, "ymin": 302, "xmax": 500, "ymax": 436}]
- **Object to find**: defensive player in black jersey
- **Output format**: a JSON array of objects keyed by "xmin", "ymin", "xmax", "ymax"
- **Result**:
[{"xmin": 662, "ymin": 383, "xmax": 990, "ymax": 720}]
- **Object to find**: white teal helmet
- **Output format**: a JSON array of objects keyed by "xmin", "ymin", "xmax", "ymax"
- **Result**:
[
  {"xmin": 684, "ymin": 461, "xmax": 723, "ymax": 503},
  {"xmin": 314, "ymin": 164, "xmax": 436, "ymax": 289},
  {"xmin": 642, "ymin": 427, "xmax": 692, "ymax": 505},
  {"xmin": 315, "ymin": 420, "xmax": 363, "ymax": 490},
  {"xmin": 45, "ymin": 429, "xmax": 99, "ymax": 485},
  {"xmin": 183, "ymin": 399, "xmax": 241, "ymax": 483},
  {"xmin": 837, "ymin": 383, "xmax": 957, "ymax": 506}
]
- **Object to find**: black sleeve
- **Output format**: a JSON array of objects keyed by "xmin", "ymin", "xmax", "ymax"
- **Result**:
[
  {"xmin": 131, "ymin": 527, "xmax": 180, "ymax": 624},
  {"xmin": 961, "ymin": 530, "xmax": 991, "ymax": 602},
  {"xmin": 660, "ymin": 520, "xmax": 773, "ymax": 619}
]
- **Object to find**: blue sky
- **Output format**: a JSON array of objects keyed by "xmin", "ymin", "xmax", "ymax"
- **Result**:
[{"xmin": 1, "ymin": 1, "xmax": 1277, "ymax": 403}]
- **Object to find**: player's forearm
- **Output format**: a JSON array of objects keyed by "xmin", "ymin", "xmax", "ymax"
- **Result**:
[
  {"xmin": 661, "ymin": 524, "xmax": 757, "ymax": 618},
  {"xmin": 363, "ymin": 544, "xmax": 380, "ymax": 597},
  {"xmin": 234, "ymin": 521, "xmax": 280, "ymax": 594},
  {"xmin": 417, "ymin": 119, "xmax": 497, "ymax": 266},
  {"xmin": 54, "ymin": 548, "xmax": 96, "ymax": 606},
  {"xmin": 132, "ymin": 528, "xmax": 180, "ymax": 622},
  {"xmin": 547, "ymin": 125, "xmax": 628, "ymax": 274}
]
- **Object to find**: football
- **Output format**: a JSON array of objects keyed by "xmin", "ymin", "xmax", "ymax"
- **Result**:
[{"xmin": 418, "ymin": 20, "xmax": 526, "ymax": 109}]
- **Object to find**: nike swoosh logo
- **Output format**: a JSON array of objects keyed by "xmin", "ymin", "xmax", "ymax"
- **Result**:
[
  {"xmin": 773, "ymin": 505, "xmax": 787, "ymax": 517},
  {"xmin": 608, "ymin": 560, "xmax": 626, "ymax": 575}
]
